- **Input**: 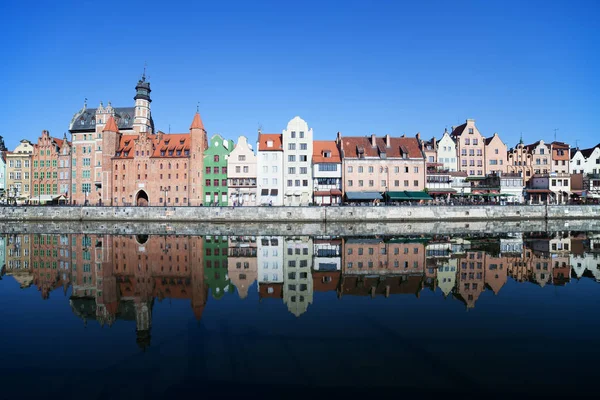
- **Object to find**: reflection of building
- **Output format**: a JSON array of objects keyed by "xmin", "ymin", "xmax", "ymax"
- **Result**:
[
  {"xmin": 455, "ymin": 251, "xmax": 486, "ymax": 308},
  {"xmin": 4, "ymin": 234, "xmax": 32, "ymax": 288},
  {"xmin": 340, "ymin": 238, "xmax": 426, "ymax": 298},
  {"xmin": 31, "ymin": 234, "xmax": 68, "ymax": 299},
  {"xmin": 257, "ymin": 236, "xmax": 283, "ymax": 284},
  {"xmin": 313, "ymin": 237, "xmax": 341, "ymax": 271},
  {"xmin": 283, "ymin": 236, "xmax": 313, "ymax": 317},
  {"xmin": 68, "ymin": 234, "xmax": 208, "ymax": 349},
  {"xmin": 228, "ymin": 236, "xmax": 257, "ymax": 299},
  {"xmin": 204, "ymin": 235, "xmax": 231, "ymax": 299}
]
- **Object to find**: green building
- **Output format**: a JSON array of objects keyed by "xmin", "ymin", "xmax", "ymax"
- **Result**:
[
  {"xmin": 203, "ymin": 134, "xmax": 234, "ymax": 206},
  {"xmin": 203, "ymin": 235, "xmax": 232, "ymax": 300}
]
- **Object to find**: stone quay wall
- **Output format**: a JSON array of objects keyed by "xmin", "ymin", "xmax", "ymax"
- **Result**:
[{"xmin": 0, "ymin": 204, "xmax": 599, "ymax": 224}]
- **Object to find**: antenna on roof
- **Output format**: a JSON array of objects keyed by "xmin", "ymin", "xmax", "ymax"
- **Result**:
[
  {"xmin": 168, "ymin": 124, "xmax": 171, "ymax": 134},
  {"xmin": 553, "ymin": 128, "xmax": 559, "ymax": 142},
  {"xmin": 258, "ymin": 123, "xmax": 263, "ymax": 134},
  {"xmin": 575, "ymin": 139, "xmax": 579, "ymax": 149},
  {"xmin": 196, "ymin": 102, "xmax": 199, "ymax": 113},
  {"xmin": 84, "ymin": 98, "xmax": 87, "ymax": 109}
]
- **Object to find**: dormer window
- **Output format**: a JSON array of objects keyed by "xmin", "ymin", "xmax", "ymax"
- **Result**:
[
  {"xmin": 323, "ymin": 151, "xmax": 331, "ymax": 158},
  {"xmin": 180, "ymin": 140, "xmax": 185, "ymax": 145},
  {"xmin": 164, "ymin": 140, "xmax": 170, "ymax": 145},
  {"xmin": 267, "ymin": 140, "xmax": 273, "ymax": 148}
]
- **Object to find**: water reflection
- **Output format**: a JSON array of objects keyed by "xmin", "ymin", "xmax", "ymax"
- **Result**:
[{"xmin": 2, "ymin": 231, "xmax": 600, "ymax": 345}]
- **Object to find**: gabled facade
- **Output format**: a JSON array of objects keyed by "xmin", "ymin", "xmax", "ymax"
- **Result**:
[
  {"xmin": 550, "ymin": 141, "xmax": 570, "ymax": 175},
  {"xmin": 451, "ymin": 119, "xmax": 485, "ymax": 177},
  {"xmin": 312, "ymin": 140, "xmax": 342, "ymax": 205},
  {"xmin": 507, "ymin": 141, "xmax": 534, "ymax": 183},
  {"xmin": 103, "ymin": 112, "xmax": 207, "ymax": 207},
  {"xmin": 484, "ymin": 133, "xmax": 507, "ymax": 176},
  {"xmin": 227, "ymin": 135, "xmax": 257, "ymax": 206},
  {"xmin": 282, "ymin": 116, "xmax": 313, "ymax": 206},
  {"xmin": 204, "ymin": 134, "xmax": 234, "ymax": 206},
  {"xmin": 6, "ymin": 139, "xmax": 33, "ymax": 203},
  {"xmin": 436, "ymin": 129, "xmax": 458, "ymax": 172},
  {"xmin": 31, "ymin": 130, "xmax": 70, "ymax": 204},
  {"xmin": 256, "ymin": 132, "xmax": 284, "ymax": 206},
  {"xmin": 570, "ymin": 144, "xmax": 600, "ymax": 175},
  {"xmin": 525, "ymin": 140, "xmax": 552, "ymax": 175}
]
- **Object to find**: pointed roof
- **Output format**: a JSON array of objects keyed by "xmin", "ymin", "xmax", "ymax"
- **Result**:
[
  {"xmin": 102, "ymin": 116, "xmax": 119, "ymax": 133},
  {"xmin": 190, "ymin": 112, "xmax": 205, "ymax": 130}
]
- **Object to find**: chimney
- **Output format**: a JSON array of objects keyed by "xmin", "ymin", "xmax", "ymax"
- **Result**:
[
  {"xmin": 385, "ymin": 134, "xmax": 391, "ymax": 148},
  {"xmin": 156, "ymin": 130, "xmax": 163, "ymax": 143},
  {"xmin": 336, "ymin": 131, "xmax": 342, "ymax": 145},
  {"xmin": 451, "ymin": 126, "xmax": 455, "ymax": 132},
  {"xmin": 415, "ymin": 132, "xmax": 421, "ymax": 142},
  {"xmin": 371, "ymin": 133, "xmax": 376, "ymax": 147}
]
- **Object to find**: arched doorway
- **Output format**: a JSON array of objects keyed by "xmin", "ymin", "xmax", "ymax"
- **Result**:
[{"xmin": 136, "ymin": 190, "xmax": 149, "ymax": 207}]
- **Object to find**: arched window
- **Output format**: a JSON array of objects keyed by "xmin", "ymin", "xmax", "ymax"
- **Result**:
[
  {"xmin": 160, "ymin": 163, "xmax": 163, "ymax": 170},
  {"xmin": 176, "ymin": 163, "xmax": 179, "ymax": 169},
  {"xmin": 169, "ymin": 163, "xmax": 172, "ymax": 170},
  {"xmin": 115, "ymin": 164, "xmax": 118, "ymax": 170},
  {"xmin": 145, "ymin": 164, "xmax": 148, "ymax": 170}
]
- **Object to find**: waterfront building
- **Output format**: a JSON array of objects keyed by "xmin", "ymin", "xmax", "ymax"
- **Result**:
[
  {"xmin": 0, "ymin": 135, "xmax": 6, "ymax": 199},
  {"xmin": 204, "ymin": 134, "xmax": 234, "ymax": 206},
  {"xmin": 507, "ymin": 140, "xmax": 535, "ymax": 183},
  {"xmin": 31, "ymin": 131, "xmax": 70, "ymax": 204},
  {"xmin": 256, "ymin": 132, "xmax": 284, "ymax": 206},
  {"xmin": 69, "ymin": 76, "xmax": 154, "ymax": 205},
  {"xmin": 282, "ymin": 117, "xmax": 314, "ymax": 206},
  {"xmin": 500, "ymin": 173, "xmax": 524, "ymax": 203},
  {"xmin": 570, "ymin": 143, "xmax": 600, "ymax": 175},
  {"xmin": 337, "ymin": 133, "xmax": 426, "ymax": 203},
  {"xmin": 484, "ymin": 133, "xmax": 508, "ymax": 176},
  {"xmin": 227, "ymin": 135, "xmax": 257, "ymax": 206},
  {"xmin": 525, "ymin": 140, "xmax": 552, "ymax": 175},
  {"xmin": 227, "ymin": 236, "xmax": 257, "ymax": 299},
  {"xmin": 257, "ymin": 235, "xmax": 283, "ymax": 285},
  {"xmin": 418, "ymin": 134, "xmax": 438, "ymax": 167},
  {"xmin": 5, "ymin": 140, "xmax": 33, "ymax": 204},
  {"xmin": 570, "ymin": 143, "xmax": 600, "ymax": 199},
  {"xmin": 312, "ymin": 140, "xmax": 342, "ymax": 205},
  {"xmin": 550, "ymin": 142, "xmax": 570, "ymax": 175},
  {"xmin": 451, "ymin": 119, "xmax": 486, "ymax": 177},
  {"xmin": 436, "ymin": 129, "xmax": 458, "ymax": 172},
  {"xmin": 283, "ymin": 236, "xmax": 313, "ymax": 316},
  {"xmin": 103, "ymin": 111, "xmax": 207, "ymax": 207}
]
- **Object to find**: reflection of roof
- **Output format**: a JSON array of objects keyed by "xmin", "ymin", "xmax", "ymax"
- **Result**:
[
  {"xmin": 313, "ymin": 140, "xmax": 341, "ymax": 163},
  {"xmin": 259, "ymin": 282, "xmax": 283, "ymax": 299},
  {"xmin": 313, "ymin": 271, "xmax": 341, "ymax": 292},
  {"xmin": 341, "ymin": 275, "xmax": 423, "ymax": 297}
]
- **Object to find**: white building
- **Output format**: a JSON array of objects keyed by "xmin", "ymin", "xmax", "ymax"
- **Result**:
[
  {"xmin": 570, "ymin": 144, "xmax": 600, "ymax": 175},
  {"xmin": 0, "ymin": 152, "xmax": 5, "ymax": 199},
  {"xmin": 227, "ymin": 135, "xmax": 257, "ymax": 206},
  {"xmin": 312, "ymin": 140, "xmax": 342, "ymax": 205},
  {"xmin": 283, "ymin": 236, "xmax": 313, "ymax": 317},
  {"xmin": 500, "ymin": 172, "xmax": 524, "ymax": 203},
  {"xmin": 436, "ymin": 129, "xmax": 458, "ymax": 172},
  {"xmin": 257, "ymin": 236, "xmax": 283, "ymax": 285},
  {"xmin": 282, "ymin": 117, "xmax": 313, "ymax": 206},
  {"xmin": 257, "ymin": 132, "xmax": 284, "ymax": 206}
]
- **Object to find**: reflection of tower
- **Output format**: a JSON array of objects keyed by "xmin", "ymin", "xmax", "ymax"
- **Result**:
[
  {"xmin": 283, "ymin": 236, "xmax": 313, "ymax": 317},
  {"xmin": 191, "ymin": 236, "xmax": 208, "ymax": 320},
  {"xmin": 97, "ymin": 234, "xmax": 117, "ymax": 327},
  {"xmin": 135, "ymin": 302, "xmax": 152, "ymax": 351}
]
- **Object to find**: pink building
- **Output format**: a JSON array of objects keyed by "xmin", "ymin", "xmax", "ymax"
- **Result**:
[
  {"xmin": 484, "ymin": 133, "xmax": 507, "ymax": 176},
  {"xmin": 337, "ymin": 133, "xmax": 426, "ymax": 202},
  {"xmin": 451, "ymin": 119, "xmax": 486, "ymax": 177}
]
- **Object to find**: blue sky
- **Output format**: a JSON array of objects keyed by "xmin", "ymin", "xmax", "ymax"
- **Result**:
[{"xmin": 1, "ymin": 0, "xmax": 598, "ymax": 151}]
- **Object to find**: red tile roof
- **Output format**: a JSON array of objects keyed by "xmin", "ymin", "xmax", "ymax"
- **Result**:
[
  {"xmin": 103, "ymin": 116, "xmax": 119, "ymax": 133},
  {"xmin": 312, "ymin": 140, "xmax": 341, "ymax": 163},
  {"xmin": 190, "ymin": 112, "xmax": 205, "ymax": 130},
  {"xmin": 340, "ymin": 135, "xmax": 423, "ymax": 159},
  {"xmin": 114, "ymin": 133, "xmax": 191, "ymax": 159},
  {"xmin": 258, "ymin": 133, "xmax": 283, "ymax": 151}
]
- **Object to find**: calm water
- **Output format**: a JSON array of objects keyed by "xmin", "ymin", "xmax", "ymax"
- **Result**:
[{"xmin": 1, "ymin": 230, "xmax": 599, "ymax": 398}]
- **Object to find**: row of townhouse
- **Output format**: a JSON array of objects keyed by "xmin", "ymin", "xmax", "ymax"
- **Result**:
[{"xmin": 2, "ymin": 77, "xmax": 600, "ymax": 206}]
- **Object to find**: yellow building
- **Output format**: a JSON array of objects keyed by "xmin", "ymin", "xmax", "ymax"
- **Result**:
[{"xmin": 6, "ymin": 139, "xmax": 33, "ymax": 203}]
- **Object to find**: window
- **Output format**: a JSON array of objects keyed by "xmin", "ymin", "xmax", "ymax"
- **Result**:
[
  {"xmin": 404, "ymin": 180, "xmax": 409, "ymax": 187},
  {"xmin": 300, "ymin": 143, "xmax": 307, "ymax": 150},
  {"xmin": 368, "ymin": 166, "xmax": 374, "ymax": 173},
  {"xmin": 347, "ymin": 180, "xmax": 353, "ymax": 186},
  {"xmin": 288, "ymin": 143, "xmax": 296, "ymax": 150},
  {"xmin": 347, "ymin": 166, "xmax": 353, "ymax": 173},
  {"xmin": 288, "ymin": 155, "xmax": 296, "ymax": 162},
  {"xmin": 214, "ymin": 155, "xmax": 219, "ymax": 162},
  {"xmin": 291, "ymin": 131, "xmax": 296, "ymax": 138},
  {"xmin": 299, "ymin": 155, "xmax": 307, "ymax": 162},
  {"xmin": 238, "ymin": 155, "xmax": 246, "ymax": 161},
  {"xmin": 300, "ymin": 167, "xmax": 307, "ymax": 174},
  {"xmin": 299, "ymin": 131, "xmax": 304, "ymax": 138},
  {"xmin": 288, "ymin": 167, "xmax": 295, "ymax": 174},
  {"xmin": 358, "ymin": 180, "xmax": 364, "ymax": 187},
  {"xmin": 368, "ymin": 180, "xmax": 374, "ymax": 187}
]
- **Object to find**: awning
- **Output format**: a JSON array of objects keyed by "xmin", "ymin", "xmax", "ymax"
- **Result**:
[
  {"xmin": 330, "ymin": 189, "xmax": 342, "ymax": 196},
  {"xmin": 405, "ymin": 191, "xmax": 433, "ymax": 200},
  {"xmin": 526, "ymin": 189, "xmax": 552, "ymax": 193},
  {"xmin": 387, "ymin": 191, "xmax": 411, "ymax": 200},
  {"xmin": 261, "ymin": 189, "xmax": 268, "ymax": 195},
  {"xmin": 31, "ymin": 195, "xmax": 55, "ymax": 202},
  {"xmin": 314, "ymin": 191, "xmax": 331, "ymax": 196},
  {"xmin": 345, "ymin": 191, "xmax": 383, "ymax": 201},
  {"xmin": 270, "ymin": 189, "xmax": 278, "ymax": 195}
]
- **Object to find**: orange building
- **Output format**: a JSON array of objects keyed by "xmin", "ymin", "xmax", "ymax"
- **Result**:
[{"xmin": 31, "ymin": 131, "xmax": 70, "ymax": 204}]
